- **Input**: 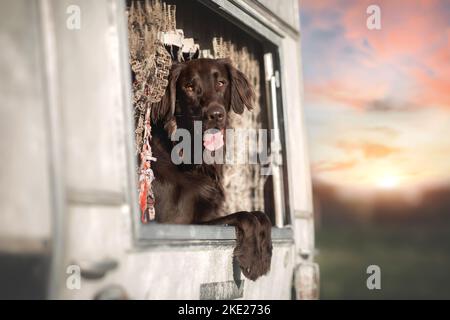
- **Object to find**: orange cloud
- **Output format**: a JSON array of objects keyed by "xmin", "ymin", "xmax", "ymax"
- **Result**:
[
  {"xmin": 411, "ymin": 42, "xmax": 450, "ymax": 109},
  {"xmin": 415, "ymin": 74, "xmax": 450, "ymax": 109},
  {"xmin": 337, "ymin": 141, "xmax": 402, "ymax": 159},
  {"xmin": 364, "ymin": 126, "xmax": 399, "ymax": 138},
  {"xmin": 312, "ymin": 159, "xmax": 358, "ymax": 173}
]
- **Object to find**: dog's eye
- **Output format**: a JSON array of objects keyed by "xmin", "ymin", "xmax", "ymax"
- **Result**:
[
  {"xmin": 185, "ymin": 84, "xmax": 194, "ymax": 92},
  {"xmin": 217, "ymin": 80, "xmax": 225, "ymax": 87}
]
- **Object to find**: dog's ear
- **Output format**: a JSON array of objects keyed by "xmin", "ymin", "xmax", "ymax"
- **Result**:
[
  {"xmin": 220, "ymin": 58, "xmax": 255, "ymax": 114},
  {"xmin": 151, "ymin": 62, "xmax": 184, "ymax": 135}
]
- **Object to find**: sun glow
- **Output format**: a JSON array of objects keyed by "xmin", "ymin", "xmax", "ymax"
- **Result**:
[{"xmin": 377, "ymin": 175, "xmax": 400, "ymax": 189}]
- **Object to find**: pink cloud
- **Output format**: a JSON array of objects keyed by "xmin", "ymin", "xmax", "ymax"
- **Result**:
[
  {"xmin": 342, "ymin": 0, "xmax": 447, "ymax": 58},
  {"xmin": 305, "ymin": 79, "xmax": 388, "ymax": 110},
  {"xmin": 300, "ymin": 0, "xmax": 450, "ymax": 111}
]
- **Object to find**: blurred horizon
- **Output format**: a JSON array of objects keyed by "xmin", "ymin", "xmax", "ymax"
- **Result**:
[{"xmin": 313, "ymin": 177, "xmax": 450, "ymax": 225}]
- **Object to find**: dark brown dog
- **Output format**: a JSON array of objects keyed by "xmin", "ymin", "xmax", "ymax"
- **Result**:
[{"xmin": 150, "ymin": 58, "xmax": 272, "ymax": 281}]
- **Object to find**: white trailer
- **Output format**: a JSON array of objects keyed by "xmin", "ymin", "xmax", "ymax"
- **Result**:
[{"xmin": 0, "ymin": 0, "xmax": 318, "ymax": 300}]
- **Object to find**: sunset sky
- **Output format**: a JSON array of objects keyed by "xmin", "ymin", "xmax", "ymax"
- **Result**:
[{"xmin": 299, "ymin": 0, "xmax": 450, "ymax": 193}]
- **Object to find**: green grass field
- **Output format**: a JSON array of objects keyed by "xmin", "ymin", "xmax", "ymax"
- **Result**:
[{"xmin": 316, "ymin": 223, "xmax": 450, "ymax": 299}]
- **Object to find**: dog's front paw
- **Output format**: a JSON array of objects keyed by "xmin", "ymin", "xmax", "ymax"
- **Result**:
[
  {"xmin": 253, "ymin": 211, "xmax": 273, "ymax": 276},
  {"xmin": 233, "ymin": 211, "xmax": 273, "ymax": 281}
]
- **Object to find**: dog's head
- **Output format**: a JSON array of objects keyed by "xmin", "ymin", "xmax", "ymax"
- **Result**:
[{"xmin": 152, "ymin": 58, "xmax": 255, "ymax": 138}]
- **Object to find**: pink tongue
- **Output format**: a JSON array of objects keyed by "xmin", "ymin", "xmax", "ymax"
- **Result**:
[{"xmin": 203, "ymin": 130, "xmax": 224, "ymax": 151}]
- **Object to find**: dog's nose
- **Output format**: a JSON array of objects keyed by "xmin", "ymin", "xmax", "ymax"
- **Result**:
[{"xmin": 206, "ymin": 105, "xmax": 225, "ymax": 122}]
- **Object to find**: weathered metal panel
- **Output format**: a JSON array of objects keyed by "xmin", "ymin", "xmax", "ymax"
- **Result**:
[
  {"xmin": 279, "ymin": 36, "xmax": 314, "ymax": 216},
  {"xmin": 59, "ymin": 205, "xmax": 294, "ymax": 299},
  {"xmin": 294, "ymin": 218, "xmax": 315, "ymax": 257},
  {"xmin": 200, "ymin": 281, "xmax": 245, "ymax": 300},
  {"xmin": 0, "ymin": 0, "xmax": 52, "ymax": 248},
  {"xmin": 48, "ymin": 0, "xmax": 130, "ymax": 195},
  {"xmin": 255, "ymin": 0, "xmax": 300, "ymax": 31}
]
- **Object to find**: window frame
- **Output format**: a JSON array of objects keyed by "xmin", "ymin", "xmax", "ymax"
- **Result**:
[{"xmin": 121, "ymin": 0, "xmax": 296, "ymax": 245}]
